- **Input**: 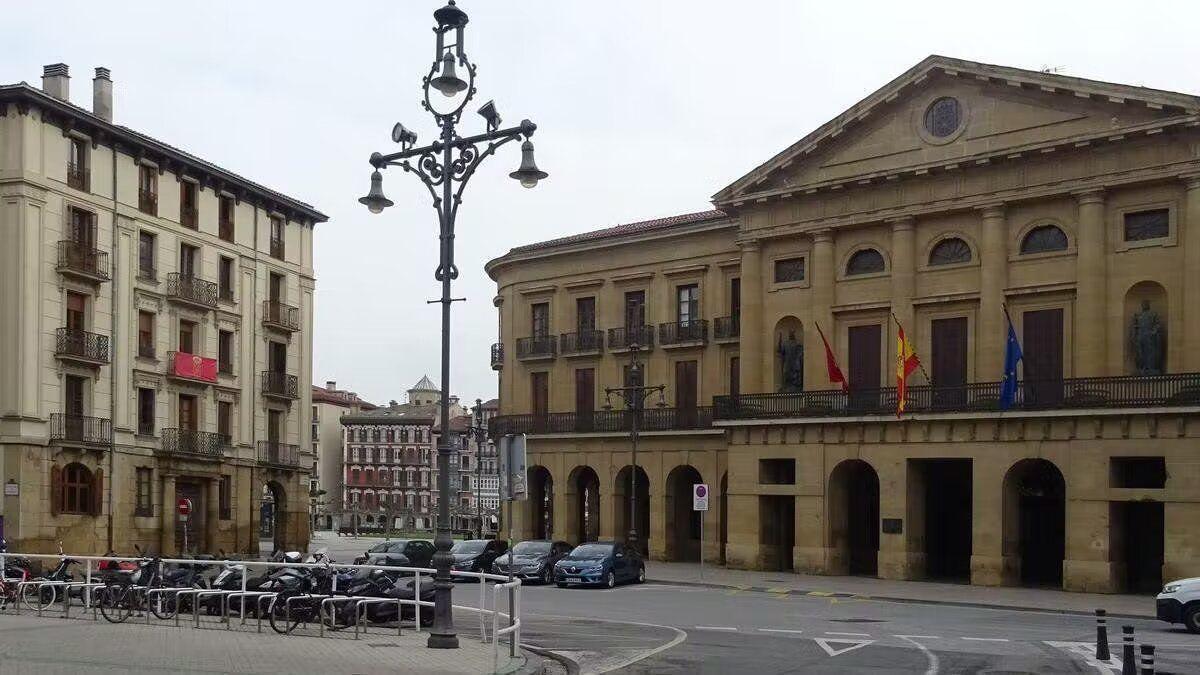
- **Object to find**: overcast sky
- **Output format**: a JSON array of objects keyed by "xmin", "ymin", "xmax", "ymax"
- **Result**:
[{"xmin": 5, "ymin": 1, "xmax": 1195, "ymax": 406}]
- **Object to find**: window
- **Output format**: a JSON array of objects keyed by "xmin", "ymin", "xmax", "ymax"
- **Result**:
[
  {"xmin": 219, "ymin": 475, "xmax": 232, "ymax": 520},
  {"xmin": 137, "ymin": 388, "xmax": 155, "ymax": 435},
  {"xmin": 677, "ymin": 284, "xmax": 699, "ymax": 324},
  {"xmin": 730, "ymin": 356, "xmax": 740, "ymax": 398},
  {"xmin": 57, "ymin": 462, "xmax": 94, "ymax": 515},
  {"xmin": 68, "ymin": 137, "xmax": 89, "ymax": 191},
  {"xmin": 218, "ymin": 330, "xmax": 233, "ymax": 374},
  {"xmin": 270, "ymin": 217, "xmax": 285, "ymax": 259},
  {"xmin": 624, "ymin": 290, "xmax": 646, "ymax": 329},
  {"xmin": 138, "ymin": 231, "xmax": 156, "ymax": 280},
  {"xmin": 846, "ymin": 249, "xmax": 886, "ymax": 276},
  {"xmin": 1123, "ymin": 208, "xmax": 1169, "ymax": 242},
  {"xmin": 1020, "ymin": 225, "xmax": 1069, "ymax": 254},
  {"xmin": 67, "ymin": 207, "xmax": 97, "ymax": 246},
  {"xmin": 138, "ymin": 165, "xmax": 157, "ymax": 215},
  {"xmin": 759, "ymin": 458, "xmax": 796, "ymax": 485},
  {"xmin": 179, "ymin": 320, "xmax": 196, "ymax": 354},
  {"xmin": 218, "ymin": 257, "xmax": 234, "ymax": 302},
  {"xmin": 135, "ymin": 467, "xmax": 153, "ymax": 517},
  {"xmin": 219, "ymin": 196, "xmax": 235, "ymax": 242},
  {"xmin": 217, "ymin": 401, "xmax": 232, "ymax": 440},
  {"xmin": 531, "ymin": 303, "xmax": 550, "ymax": 339},
  {"xmin": 138, "ymin": 311, "xmax": 155, "ymax": 358},
  {"xmin": 65, "ymin": 292, "xmax": 87, "ymax": 331},
  {"xmin": 180, "ymin": 181, "xmax": 197, "ymax": 229},
  {"xmin": 774, "ymin": 257, "xmax": 805, "ymax": 283},
  {"xmin": 924, "ymin": 97, "xmax": 962, "ymax": 138},
  {"xmin": 928, "ymin": 237, "xmax": 972, "ymax": 266},
  {"xmin": 179, "ymin": 243, "xmax": 198, "ymax": 278},
  {"xmin": 576, "ymin": 297, "xmax": 596, "ymax": 334}
]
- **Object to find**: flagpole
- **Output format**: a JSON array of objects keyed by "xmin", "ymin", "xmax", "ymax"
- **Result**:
[
  {"xmin": 1001, "ymin": 303, "xmax": 1036, "ymax": 382},
  {"xmin": 891, "ymin": 312, "xmax": 933, "ymax": 386},
  {"xmin": 815, "ymin": 321, "xmax": 849, "ymax": 393}
]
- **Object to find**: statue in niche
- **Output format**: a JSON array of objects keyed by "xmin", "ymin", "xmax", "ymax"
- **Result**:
[
  {"xmin": 1129, "ymin": 300, "xmax": 1165, "ymax": 375},
  {"xmin": 777, "ymin": 329, "xmax": 804, "ymax": 392}
]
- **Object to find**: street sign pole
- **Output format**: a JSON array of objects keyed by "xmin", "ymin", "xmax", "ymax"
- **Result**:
[
  {"xmin": 700, "ymin": 510, "xmax": 704, "ymax": 582},
  {"xmin": 693, "ymin": 484, "xmax": 709, "ymax": 582}
]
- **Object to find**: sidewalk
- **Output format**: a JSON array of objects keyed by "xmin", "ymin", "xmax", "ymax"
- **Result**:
[{"xmin": 646, "ymin": 561, "xmax": 1155, "ymax": 618}]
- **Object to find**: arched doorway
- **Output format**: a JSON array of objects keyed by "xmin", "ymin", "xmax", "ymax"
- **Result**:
[
  {"xmin": 260, "ymin": 481, "xmax": 287, "ymax": 555},
  {"xmin": 1003, "ymin": 459, "xmax": 1065, "ymax": 587},
  {"xmin": 719, "ymin": 472, "xmax": 728, "ymax": 565},
  {"xmin": 569, "ymin": 466, "xmax": 601, "ymax": 543},
  {"xmin": 828, "ymin": 460, "xmax": 879, "ymax": 576},
  {"xmin": 613, "ymin": 465, "xmax": 650, "ymax": 555},
  {"xmin": 665, "ymin": 465, "xmax": 704, "ymax": 562},
  {"xmin": 528, "ymin": 466, "xmax": 553, "ymax": 540}
]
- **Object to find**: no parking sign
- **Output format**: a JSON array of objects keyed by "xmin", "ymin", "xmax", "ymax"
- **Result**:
[{"xmin": 693, "ymin": 484, "xmax": 709, "ymax": 511}]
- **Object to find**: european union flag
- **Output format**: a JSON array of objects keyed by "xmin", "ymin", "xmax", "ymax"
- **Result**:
[{"xmin": 1000, "ymin": 314, "xmax": 1023, "ymax": 410}]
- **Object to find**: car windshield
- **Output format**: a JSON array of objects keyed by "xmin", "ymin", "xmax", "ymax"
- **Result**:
[
  {"xmin": 367, "ymin": 542, "xmax": 391, "ymax": 553},
  {"xmin": 451, "ymin": 541, "xmax": 487, "ymax": 554},
  {"xmin": 513, "ymin": 541, "xmax": 551, "ymax": 555},
  {"xmin": 566, "ymin": 544, "xmax": 613, "ymax": 559}
]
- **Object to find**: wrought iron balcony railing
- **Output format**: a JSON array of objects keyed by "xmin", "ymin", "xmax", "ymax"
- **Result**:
[
  {"xmin": 257, "ymin": 441, "xmax": 301, "ymax": 468},
  {"xmin": 607, "ymin": 325, "xmax": 655, "ymax": 351},
  {"xmin": 559, "ymin": 330, "xmax": 604, "ymax": 355},
  {"xmin": 56, "ymin": 240, "xmax": 110, "ymax": 281},
  {"xmin": 138, "ymin": 188, "xmax": 157, "ymax": 216},
  {"xmin": 262, "ymin": 371, "xmax": 299, "ymax": 399},
  {"xmin": 659, "ymin": 319, "xmax": 708, "ymax": 346},
  {"xmin": 55, "ymin": 327, "xmax": 110, "ymax": 364},
  {"xmin": 489, "ymin": 406, "xmax": 713, "ymax": 437},
  {"xmin": 49, "ymin": 413, "xmax": 112, "ymax": 447},
  {"xmin": 262, "ymin": 300, "xmax": 300, "ymax": 332},
  {"xmin": 167, "ymin": 273, "xmax": 218, "ymax": 309},
  {"xmin": 160, "ymin": 428, "xmax": 228, "ymax": 459},
  {"xmin": 490, "ymin": 343, "xmax": 504, "ymax": 370},
  {"xmin": 714, "ymin": 315, "xmax": 740, "ymax": 340},
  {"xmin": 713, "ymin": 372, "xmax": 1200, "ymax": 420},
  {"xmin": 67, "ymin": 162, "xmax": 89, "ymax": 191},
  {"xmin": 516, "ymin": 335, "xmax": 556, "ymax": 360}
]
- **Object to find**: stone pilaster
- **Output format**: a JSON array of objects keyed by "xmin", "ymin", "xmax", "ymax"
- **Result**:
[
  {"xmin": 737, "ymin": 239, "xmax": 764, "ymax": 393},
  {"xmin": 977, "ymin": 205, "xmax": 1008, "ymax": 380},
  {"xmin": 1183, "ymin": 177, "xmax": 1200, "ymax": 371},
  {"xmin": 806, "ymin": 229, "xmax": 835, "ymax": 391},
  {"xmin": 890, "ymin": 217, "xmax": 916, "ymax": 353},
  {"xmin": 1074, "ymin": 190, "xmax": 1107, "ymax": 376},
  {"xmin": 159, "ymin": 473, "xmax": 176, "ymax": 556}
]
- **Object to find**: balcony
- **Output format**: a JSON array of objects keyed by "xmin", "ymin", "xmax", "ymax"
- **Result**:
[
  {"xmin": 713, "ymin": 372, "xmax": 1200, "ymax": 421},
  {"xmin": 180, "ymin": 205, "xmax": 198, "ymax": 230},
  {"xmin": 515, "ymin": 335, "xmax": 556, "ymax": 361},
  {"xmin": 167, "ymin": 351, "xmax": 218, "ymax": 384},
  {"xmin": 55, "ymin": 328, "xmax": 110, "ymax": 366},
  {"xmin": 262, "ymin": 371, "xmax": 299, "ymax": 400},
  {"xmin": 166, "ymin": 273, "xmax": 218, "ymax": 309},
  {"xmin": 159, "ymin": 428, "xmax": 228, "ymax": 460},
  {"xmin": 257, "ymin": 441, "xmax": 301, "ymax": 468},
  {"xmin": 138, "ymin": 188, "xmax": 157, "ymax": 216},
  {"xmin": 262, "ymin": 300, "xmax": 300, "ymax": 332},
  {"xmin": 490, "ymin": 343, "xmax": 504, "ymax": 370},
  {"xmin": 219, "ymin": 218, "xmax": 234, "ymax": 242},
  {"xmin": 659, "ymin": 319, "xmax": 708, "ymax": 347},
  {"xmin": 67, "ymin": 162, "xmax": 89, "ymax": 192},
  {"xmin": 56, "ymin": 240, "xmax": 110, "ymax": 282},
  {"xmin": 49, "ymin": 413, "xmax": 111, "ymax": 449},
  {"xmin": 714, "ymin": 315, "xmax": 740, "ymax": 342},
  {"xmin": 607, "ymin": 325, "xmax": 655, "ymax": 352},
  {"xmin": 559, "ymin": 330, "xmax": 604, "ymax": 357},
  {"xmin": 489, "ymin": 406, "xmax": 713, "ymax": 437},
  {"xmin": 270, "ymin": 236, "xmax": 285, "ymax": 260}
]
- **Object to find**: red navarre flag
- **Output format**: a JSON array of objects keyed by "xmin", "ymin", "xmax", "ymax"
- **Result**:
[{"xmin": 815, "ymin": 323, "xmax": 848, "ymax": 393}]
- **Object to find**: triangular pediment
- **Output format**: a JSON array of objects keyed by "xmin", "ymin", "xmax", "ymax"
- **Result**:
[{"xmin": 715, "ymin": 56, "xmax": 1200, "ymax": 204}]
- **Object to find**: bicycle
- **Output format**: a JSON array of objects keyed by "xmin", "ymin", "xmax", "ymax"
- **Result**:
[
  {"xmin": 98, "ymin": 552, "xmax": 173, "ymax": 623},
  {"xmin": 267, "ymin": 558, "xmax": 339, "ymax": 634}
]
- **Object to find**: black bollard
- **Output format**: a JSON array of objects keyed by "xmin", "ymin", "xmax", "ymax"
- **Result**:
[
  {"xmin": 1139, "ymin": 644, "xmax": 1154, "ymax": 675},
  {"xmin": 1121, "ymin": 625, "xmax": 1136, "ymax": 675},
  {"xmin": 1095, "ymin": 609, "xmax": 1110, "ymax": 661}
]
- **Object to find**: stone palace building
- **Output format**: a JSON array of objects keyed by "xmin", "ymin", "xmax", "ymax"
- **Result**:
[{"xmin": 488, "ymin": 56, "xmax": 1200, "ymax": 594}]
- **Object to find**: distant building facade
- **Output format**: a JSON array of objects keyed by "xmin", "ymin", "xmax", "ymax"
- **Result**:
[{"xmin": 310, "ymin": 381, "xmax": 373, "ymax": 530}]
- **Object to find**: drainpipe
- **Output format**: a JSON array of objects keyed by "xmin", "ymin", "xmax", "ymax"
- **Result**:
[
  {"xmin": 250, "ymin": 204, "xmax": 260, "ymax": 555},
  {"xmin": 107, "ymin": 134, "xmax": 117, "ymax": 554}
]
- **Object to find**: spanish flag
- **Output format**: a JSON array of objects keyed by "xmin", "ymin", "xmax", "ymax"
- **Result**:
[{"xmin": 895, "ymin": 319, "xmax": 921, "ymax": 417}]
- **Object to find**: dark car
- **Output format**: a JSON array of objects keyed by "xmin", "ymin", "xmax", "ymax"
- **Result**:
[
  {"xmin": 450, "ymin": 539, "xmax": 509, "ymax": 577},
  {"xmin": 491, "ymin": 540, "xmax": 572, "ymax": 584},
  {"xmin": 358, "ymin": 539, "xmax": 436, "ymax": 570},
  {"xmin": 553, "ymin": 541, "xmax": 645, "ymax": 589}
]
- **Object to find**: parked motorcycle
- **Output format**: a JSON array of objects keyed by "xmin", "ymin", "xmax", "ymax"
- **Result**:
[{"xmin": 20, "ymin": 542, "xmax": 78, "ymax": 609}]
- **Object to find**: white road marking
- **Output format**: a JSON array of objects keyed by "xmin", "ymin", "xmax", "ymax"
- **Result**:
[
  {"xmin": 527, "ymin": 612, "xmax": 688, "ymax": 675},
  {"xmin": 825, "ymin": 631, "xmax": 871, "ymax": 637},
  {"xmin": 815, "ymin": 637, "xmax": 875, "ymax": 657},
  {"xmin": 961, "ymin": 637, "xmax": 1009, "ymax": 642},
  {"xmin": 757, "ymin": 628, "xmax": 804, "ymax": 634},
  {"xmin": 1044, "ymin": 641, "xmax": 1122, "ymax": 674},
  {"xmin": 694, "ymin": 625, "xmax": 739, "ymax": 632},
  {"xmin": 896, "ymin": 635, "xmax": 940, "ymax": 675}
]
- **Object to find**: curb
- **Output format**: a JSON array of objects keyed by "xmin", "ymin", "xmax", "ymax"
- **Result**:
[
  {"xmin": 646, "ymin": 577, "xmax": 1156, "ymax": 620},
  {"xmin": 521, "ymin": 644, "xmax": 579, "ymax": 675}
]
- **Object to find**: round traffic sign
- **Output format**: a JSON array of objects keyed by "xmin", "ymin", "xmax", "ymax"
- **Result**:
[
  {"xmin": 177, "ymin": 498, "xmax": 192, "ymax": 516},
  {"xmin": 695, "ymin": 484, "xmax": 707, "ymax": 498}
]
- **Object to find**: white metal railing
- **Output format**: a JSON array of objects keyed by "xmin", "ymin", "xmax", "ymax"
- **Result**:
[{"xmin": 0, "ymin": 551, "xmax": 521, "ymax": 658}]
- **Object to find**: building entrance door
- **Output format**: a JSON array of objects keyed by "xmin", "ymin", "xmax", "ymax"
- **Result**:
[
  {"xmin": 759, "ymin": 495, "xmax": 795, "ymax": 572},
  {"xmin": 174, "ymin": 479, "xmax": 206, "ymax": 555}
]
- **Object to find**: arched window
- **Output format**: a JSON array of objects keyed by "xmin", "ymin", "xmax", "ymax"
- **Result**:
[
  {"xmin": 846, "ymin": 249, "xmax": 886, "ymax": 276},
  {"xmin": 928, "ymin": 237, "xmax": 972, "ymax": 266},
  {"xmin": 1020, "ymin": 225, "xmax": 1068, "ymax": 254},
  {"xmin": 60, "ymin": 462, "xmax": 93, "ymax": 514}
]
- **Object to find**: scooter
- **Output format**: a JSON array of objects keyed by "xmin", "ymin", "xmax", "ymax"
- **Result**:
[{"xmin": 20, "ymin": 542, "xmax": 78, "ymax": 609}]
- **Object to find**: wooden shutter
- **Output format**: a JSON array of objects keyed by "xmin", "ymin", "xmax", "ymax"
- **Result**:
[
  {"xmin": 848, "ymin": 324, "xmax": 882, "ymax": 408},
  {"xmin": 92, "ymin": 468, "xmax": 104, "ymax": 516},
  {"xmin": 50, "ymin": 465, "xmax": 62, "ymax": 516},
  {"xmin": 1022, "ymin": 309, "xmax": 1064, "ymax": 405},
  {"xmin": 931, "ymin": 317, "xmax": 968, "ymax": 407}
]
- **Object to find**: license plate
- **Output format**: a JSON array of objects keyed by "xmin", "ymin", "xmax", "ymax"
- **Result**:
[{"xmin": 565, "ymin": 577, "xmax": 583, "ymax": 584}]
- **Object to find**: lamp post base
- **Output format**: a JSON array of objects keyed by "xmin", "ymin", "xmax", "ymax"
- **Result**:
[{"xmin": 427, "ymin": 632, "xmax": 461, "ymax": 649}]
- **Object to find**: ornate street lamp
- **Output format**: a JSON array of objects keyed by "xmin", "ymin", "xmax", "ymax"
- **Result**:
[{"xmin": 359, "ymin": 1, "xmax": 546, "ymax": 649}]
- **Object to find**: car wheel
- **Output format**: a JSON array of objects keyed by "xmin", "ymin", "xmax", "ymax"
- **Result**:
[
  {"xmin": 1185, "ymin": 604, "xmax": 1200, "ymax": 634},
  {"xmin": 636, "ymin": 565, "xmax": 646, "ymax": 584},
  {"xmin": 541, "ymin": 567, "xmax": 552, "ymax": 585},
  {"xmin": 605, "ymin": 571, "xmax": 616, "ymax": 589}
]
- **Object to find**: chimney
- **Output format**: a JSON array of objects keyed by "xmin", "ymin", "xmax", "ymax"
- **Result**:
[
  {"xmin": 389, "ymin": 400, "xmax": 398, "ymax": 408},
  {"xmin": 42, "ymin": 63, "xmax": 70, "ymax": 101},
  {"xmin": 326, "ymin": 380, "xmax": 337, "ymax": 391},
  {"xmin": 93, "ymin": 67, "xmax": 112, "ymax": 122}
]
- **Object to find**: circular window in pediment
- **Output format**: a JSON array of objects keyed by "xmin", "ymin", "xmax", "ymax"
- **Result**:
[{"xmin": 924, "ymin": 97, "xmax": 962, "ymax": 138}]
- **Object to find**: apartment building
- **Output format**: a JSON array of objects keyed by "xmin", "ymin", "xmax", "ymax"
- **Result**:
[
  {"xmin": 488, "ymin": 56, "xmax": 1200, "ymax": 594},
  {"xmin": 311, "ymin": 381, "xmax": 374, "ymax": 530},
  {"xmin": 0, "ymin": 64, "xmax": 325, "ymax": 555}
]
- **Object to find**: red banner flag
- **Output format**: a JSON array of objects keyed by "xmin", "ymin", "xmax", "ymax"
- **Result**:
[
  {"xmin": 172, "ymin": 352, "xmax": 218, "ymax": 383},
  {"xmin": 815, "ymin": 323, "xmax": 848, "ymax": 393}
]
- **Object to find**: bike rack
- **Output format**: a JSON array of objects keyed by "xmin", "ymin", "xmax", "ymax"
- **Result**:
[
  {"xmin": 143, "ymin": 587, "xmax": 188, "ymax": 625},
  {"xmin": 317, "ymin": 596, "xmax": 363, "ymax": 638},
  {"xmin": 354, "ymin": 597, "xmax": 405, "ymax": 640},
  {"xmin": 280, "ymin": 593, "xmax": 334, "ymax": 635},
  {"xmin": 255, "ymin": 593, "xmax": 279, "ymax": 633},
  {"xmin": 62, "ymin": 582, "xmax": 105, "ymax": 620},
  {"xmin": 164, "ymin": 588, "xmax": 207, "ymax": 628},
  {"xmin": 16, "ymin": 580, "xmax": 77, "ymax": 616},
  {"xmin": 221, "ymin": 591, "xmax": 272, "ymax": 630},
  {"xmin": 192, "ymin": 589, "xmax": 241, "ymax": 627}
]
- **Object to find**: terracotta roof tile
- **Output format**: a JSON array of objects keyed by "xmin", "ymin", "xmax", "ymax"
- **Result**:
[{"xmin": 510, "ymin": 209, "xmax": 728, "ymax": 253}]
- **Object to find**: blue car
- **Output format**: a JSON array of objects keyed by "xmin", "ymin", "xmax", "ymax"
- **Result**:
[{"xmin": 553, "ymin": 541, "xmax": 645, "ymax": 589}]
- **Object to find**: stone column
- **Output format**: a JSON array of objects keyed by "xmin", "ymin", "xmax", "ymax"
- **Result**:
[
  {"xmin": 891, "ymin": 217, "xmax": 917, "ymax": 356},
  {"xmin": 1074, "ymin": 190, "xmax": 1107, "ymax": 376},
  {"xmin": 977, "ymin": 205, "xmax": 1008, "ymax": 380},
  {"xmin": 1183, "ymin": 177, "xmax": 1200, "ymax": 371},
  {"xmin": 206, "ymin": 478, "xmax": 220, "ymax": 553},
  {"xmin": 737, "ymin": 239, "xmax": 764, "ymax": 393},
  {"xmin": 159, "ymin": 473, "xmax": 176, "ymax": 556},
  {"xmin": 806, "ymin": 229, "xmax": 836, "ymax": 390}
]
